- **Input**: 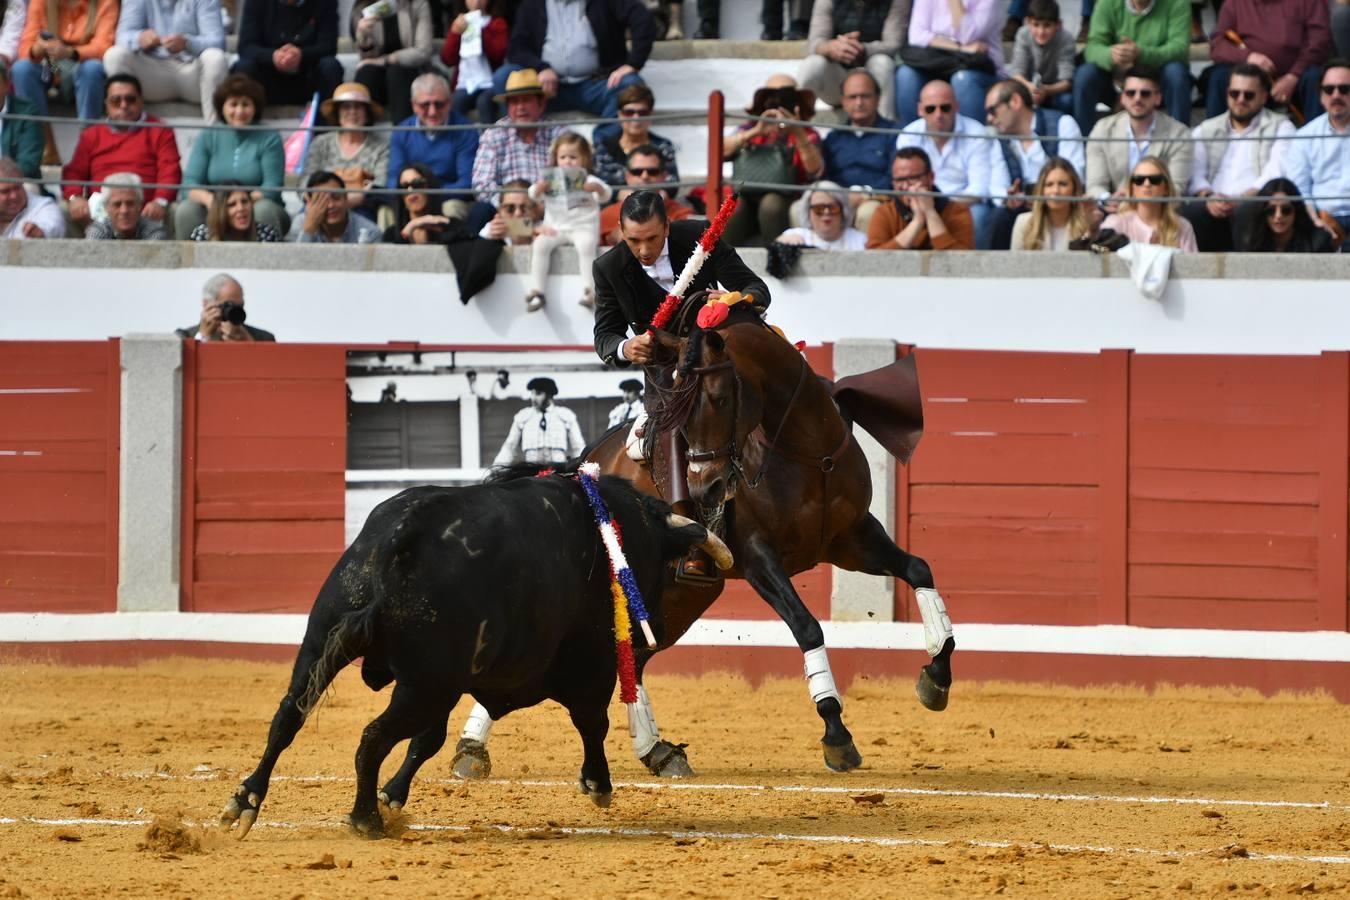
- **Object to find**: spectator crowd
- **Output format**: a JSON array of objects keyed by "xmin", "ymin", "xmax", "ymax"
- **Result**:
[{"xmin": 2, "ymin": 0, "xmax": 1350, "ymax": 263}]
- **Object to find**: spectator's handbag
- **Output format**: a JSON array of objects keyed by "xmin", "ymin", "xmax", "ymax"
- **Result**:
[
  {"xmin": 732, "ymin": 140, "xmax": 797, "ymax": 195},
  {"xmin": 1070, "ymin": 228, "xmax": 1130, "ymax": 253},
  {"xmin": 898, "ymin": 45, "xmax": 995, "ymax": 79}
]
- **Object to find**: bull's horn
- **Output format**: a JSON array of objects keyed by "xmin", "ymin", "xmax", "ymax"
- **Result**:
[{"xmin": 666, "ymin": 514, "xmax": 734, "ymax": 570}]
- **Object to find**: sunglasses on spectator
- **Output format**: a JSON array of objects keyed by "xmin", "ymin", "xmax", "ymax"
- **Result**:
[
  {"xmin": 500, "ymin": 203, "xmax": 529, "ymax": 214},
  {"xmin": 414, "ymin": 99, "xmax": 449, "ymax": 109},
  {"xmin": 1321, "ymin": 83, "xmax": 1350, "ymax": 96},
  {"xmin": 1265, "ymin": 204, "xmax": 1294, "ymax": 217},
  {"xmin": 1131, "ymin": 173, "xmax": 1166, "ymax": 186},
  {"xmin": 627, "ymin": 166, "xmax": 663, "ymax": 177},
  {"xmin": 1122, "ymin": 88, "xmax": 1155, "ymax": 99},
  {"xmin": 619, "ymin": 106, "xmax": 652, "ymax": 117},
  {"xmin": 107, "ymin": 94, "xmax": 139, "ymax": 105},
  {"xmin": 809, "ymin": 203, "xmax": 839, "ymax": 215},
  {"xmin": 400, "ymin": 178, "xmax": 428, "ymax": 189},
  {"xmin": 1227, "ymin": 89, "xmax": 1258, "ymax": 101},
  {"xmin": 921, "ymin": 103, "xmax": 953, "ymax": 114}
]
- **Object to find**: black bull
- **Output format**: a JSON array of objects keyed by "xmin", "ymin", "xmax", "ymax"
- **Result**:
[{"xmin": 220, "ymin": 466, "xmax": 731, "ymax": 839}]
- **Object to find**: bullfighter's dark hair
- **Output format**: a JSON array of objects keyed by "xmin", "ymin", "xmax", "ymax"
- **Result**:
[{"xmin": 620, "ymin": 190, "xmax": 668, "ymax": 227}]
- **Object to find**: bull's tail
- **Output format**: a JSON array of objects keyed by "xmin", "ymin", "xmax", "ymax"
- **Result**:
[{"xmin": 296, "ymin": 600, "xmax": 381, "ymax": 718}]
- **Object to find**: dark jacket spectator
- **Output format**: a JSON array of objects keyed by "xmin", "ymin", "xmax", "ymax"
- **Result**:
[
  {"xmin": 506, "ymin": 0, "xmax": 656, "ymax": 79},
  {"xmin": 1239, "ymin": 177, "xmax": 1337, "ymax": 252},
  {"xmin": 591, "ymin": 82, "xmax": 678, "ymax": 186},
  {"xmin": 1205, "ymin": 0, "xmax": 1332, "ymax": 119},
  {"xmin": 231, "ymin": 0, "xmax": 343, "ymax": 106}
]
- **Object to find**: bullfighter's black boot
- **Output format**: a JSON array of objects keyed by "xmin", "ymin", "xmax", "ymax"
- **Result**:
[{"xmin": 667, "ymin": 431, "xmax": 718, "ymax": 583}]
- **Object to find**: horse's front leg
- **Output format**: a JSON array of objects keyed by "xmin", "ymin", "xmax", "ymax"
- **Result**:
[
  {"xmin": 742, "ymin": 536, "xmax": 862, "ymax": 773},
  {"xmin": 629, "ymin": 648, "xmax": 694, "ymax": 777},
  {"xmin": 830, "ymin": 513, "xmax": 955, "ymax": 712}
]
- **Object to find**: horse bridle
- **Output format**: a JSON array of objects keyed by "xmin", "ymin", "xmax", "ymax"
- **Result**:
[{"xmin": 683, "ymin": 348, "xmax": 834, "ymax": 491}]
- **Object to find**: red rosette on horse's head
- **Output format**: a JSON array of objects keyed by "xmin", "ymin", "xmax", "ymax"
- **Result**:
[{"xmin": 696, "ymin": 303, "xmax": 731, "ymax": 330}]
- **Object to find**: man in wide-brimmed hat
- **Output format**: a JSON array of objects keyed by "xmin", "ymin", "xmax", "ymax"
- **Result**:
[
  {"xmin": 490, "ymin": 0, "xmax": 656, "ymax": 119},
  {"xmin": 607, "ymin": 378, "xmax": 644, "ymax": 428},
  {"xmin": 493, "ymin": 375, "xmax": 587, "ymax": 466},
  {"xmin": 471, "ymin": 68, "xmax": 568, "ymax": 209}
]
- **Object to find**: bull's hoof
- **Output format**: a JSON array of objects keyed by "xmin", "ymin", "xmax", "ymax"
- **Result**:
[
  {"xmin": 916, "ymin": 668, "xmax": 950, "ymax": 712},
  {"xmin": 822, "ymin": 740, "xmax": 863, "ymax": 773},
  {"xmin": 346, "ymin": 811, "xmax": 386, "ymax": 839},
  {"xmin": 219, "ymin": 785, "xmax": 262, "ymax": 840},
  {"xmin": 451, "ymin": 737, "xmax": 491, "ymax": 780},
  {"xmin": 640, "ymin": 741, "xmax": 694, "ymax": 778},
  {"xmin": 579, "ymin": 777, "xmax": 613, "ymax": 808}
]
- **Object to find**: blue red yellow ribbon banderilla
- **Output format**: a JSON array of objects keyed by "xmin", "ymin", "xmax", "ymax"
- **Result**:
[{"xmin": 576, "ymin": 462, "xmax": 655, "ymax": 704}]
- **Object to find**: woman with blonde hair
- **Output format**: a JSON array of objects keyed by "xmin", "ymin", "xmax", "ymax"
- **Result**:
[
  {"xmin": 1010, "ymin": 158, "xmax": 1095, "ymax": 251},
  {"xmin": 1100, "ymin": 156, "xmax": 1197, "ymax": 253}
]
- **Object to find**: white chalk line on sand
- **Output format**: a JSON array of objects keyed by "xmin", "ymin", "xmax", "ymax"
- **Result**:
[
  {"xmin": 0, "ymin": 812, "xmax": 1348, "ymax": 866},
  {"xmin": 102, "ymin": 768, "xmax": 1350, "ymax": 813}
]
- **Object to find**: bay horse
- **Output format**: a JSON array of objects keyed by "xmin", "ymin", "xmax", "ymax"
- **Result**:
[{"xmin": 428, "ymin": 300, "xmax": 956, "ymax": 788}]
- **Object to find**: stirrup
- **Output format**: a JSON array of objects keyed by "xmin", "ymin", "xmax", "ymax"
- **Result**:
[{"xmin": 675, "ymin": 548, "xmax": 720, "ymax": 585}]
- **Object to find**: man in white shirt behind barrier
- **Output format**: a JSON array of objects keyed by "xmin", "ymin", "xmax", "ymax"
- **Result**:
[
  {"xmin": 493, "ymin": 377, "xmax": 586, "ymax": 467},
  {"xmin": 1182, "ymin": 63, "xmax": 1295, "ymax": 252}
]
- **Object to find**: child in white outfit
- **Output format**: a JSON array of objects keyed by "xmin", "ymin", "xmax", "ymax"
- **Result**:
[{"xmin": 525, "ymin": 133, "xmax": 612, "ymax": 312}]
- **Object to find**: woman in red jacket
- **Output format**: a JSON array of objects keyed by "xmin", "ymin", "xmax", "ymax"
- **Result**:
[{"xmin": 440, "ymin": 0, "xmax": 508, "ymax": 122}]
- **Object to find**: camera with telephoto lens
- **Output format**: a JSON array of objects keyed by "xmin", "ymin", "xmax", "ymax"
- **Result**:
[{"xmin": 219, "ymin": 301, "xmax": 247, "ymax": 326}]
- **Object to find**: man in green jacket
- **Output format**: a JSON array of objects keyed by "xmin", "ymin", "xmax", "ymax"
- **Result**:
[
  {"xmin": 0, "ymin": 59, "xmax": 43, "ymax": 179},
  {"xmin": 1072, "ymin": 0, "xmax": 1192, "ymax": 134}
]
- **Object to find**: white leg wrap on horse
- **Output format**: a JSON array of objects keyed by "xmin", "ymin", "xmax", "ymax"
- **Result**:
[
  {"xmin": 803, "ymin": 646, "xmax": 842, "ymax": 705},
  {"xmin": 627, "ymin": 685, "xmax": 661, "ymax": 759},
  {"xmin": 914, "ymin": 587, "xmax": 954, "ymax": 658},
  {"xmin": 461, "ymin": 703, "xmax": 495, "ymax": 744}
]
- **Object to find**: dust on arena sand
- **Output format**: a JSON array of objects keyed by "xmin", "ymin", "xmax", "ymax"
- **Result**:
[{"xmin": 1, "ymin": 659, "xmax": 1349, "ymax": 898}]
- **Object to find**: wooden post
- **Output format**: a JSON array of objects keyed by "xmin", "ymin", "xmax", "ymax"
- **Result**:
[
  {"xmin": 1098, "ymin": 349, "xmax": 1130, "ymax": 625},
  {"xmin": 706, "ymin": 91, "xmax": 724, "ymax": 208},
  {"xmin": 1318, "ymin": 351, "xmax": 1349, "ymax": 632}
]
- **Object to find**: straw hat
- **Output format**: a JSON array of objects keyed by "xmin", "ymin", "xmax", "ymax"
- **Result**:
[
  {"xmin": 320, "ymin": 82, "xmax": 384, "ymax": 122},
  {"xmin": 494, "ymin": 68, "xmax": 546, "ymax": 102}
]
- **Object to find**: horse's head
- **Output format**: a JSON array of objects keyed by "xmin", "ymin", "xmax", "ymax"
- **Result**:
[{"xmin": 676, "ymin": 324, "xmax": 764, "ymax": 512}]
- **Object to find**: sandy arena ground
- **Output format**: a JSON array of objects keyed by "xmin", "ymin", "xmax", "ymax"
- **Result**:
[{"xmin": 0, "ymin": 658, "xmax": 1348, "ymax": 898}]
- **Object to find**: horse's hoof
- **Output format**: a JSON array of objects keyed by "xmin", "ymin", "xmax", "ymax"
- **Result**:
[
  {"xmin": 640, "ymin": 741, "xmax": 694, "ymax": 778},
  {"xmin": 822, "ymin": 740, "xmax": 863, "ymax": 773},
  {"xmin": 916, "ymin": 668, "xmax": 950, "ymax": 712},
  {"xmin": 377, "ymin": 791, "xmax": 403, "ymax": 815},
  {"xmin": 451, "ymin": 737, "xmax": 491, "ymax": 780},
  {"xmin": 579, "ymin": 777, "xmax": 613, "ymax": 807}
]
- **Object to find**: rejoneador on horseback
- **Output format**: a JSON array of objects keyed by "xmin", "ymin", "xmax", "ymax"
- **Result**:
[{"xmin": 450, "ymin": 189, "xmax": 958, "ymax": 781}]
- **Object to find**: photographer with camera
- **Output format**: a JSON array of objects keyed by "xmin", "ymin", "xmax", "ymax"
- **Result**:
[
  {"xmin": 178, "ymin": 273, "xmax": 276, "ymax": 342},
  {"xmin": 722, "ymin": 74, "xmax": 824, "ymax": 247}
]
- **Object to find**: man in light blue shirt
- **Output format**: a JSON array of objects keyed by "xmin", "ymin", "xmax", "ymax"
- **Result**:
[
  {"xmin": 103, "ymin": 0, "xmax": 227, "ymax": 122},
  {"xmin": 1285, "ymin": 60, "xmax": 1350, "ymax": 249},
  {"xmin": 895, "ymin": 80, "xmax": 996, "ymax": 247}
]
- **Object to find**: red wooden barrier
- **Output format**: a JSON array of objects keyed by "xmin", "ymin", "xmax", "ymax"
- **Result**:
[
  {"xmin": 0, "ymin": 341, "xmax": 119, "ymax": 612},
  {"xmin": 180, "ymin": 342, "xmax": 347, "ymax": 613}
]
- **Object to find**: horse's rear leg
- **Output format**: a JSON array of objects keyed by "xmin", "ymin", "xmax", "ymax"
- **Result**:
[
  {"xmin": 831, "ymin": 514, "xmax": 955, "ymax": 712},
  {"xmin": 743, "ymin": 537, "xmax": 862, "ymax": 773}
]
